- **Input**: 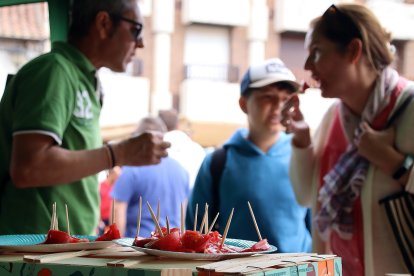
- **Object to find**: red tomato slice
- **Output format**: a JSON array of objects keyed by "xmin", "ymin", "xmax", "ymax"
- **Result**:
[
  {"xmin": 66, "ymin": 235, "xmax": 89, "ymax": 243},
  {"xmin": 151, "ymin": 227, "xmax": 180, "ymax": 238},
  {"xmin": 42, "ymin": 230, "xmax": 88, "ymax": 244},
  {"xmin": 206, "ymin": 231, "xmax": 221, "ymax": 243},
  {"xmin": 180, "ymin": 230, "xmax": 212, "ymax": 253},
  {"xmin": 132, "ymin": 236, "xmax": 156, "ymax": 247},
  {"xmin": 96, "ymin": 223, "xmax": 121, "ymax": 241},
  {"xmin": 204, "ymin": 243, "xmax": 243, "ymax": 253},
  {"xmin": 241, "ymin": 239, "xmax": 270, "ymax": 252},
  {"xmin": 148, "ymin": 230, "xmax": 182, "ymax": 252}
]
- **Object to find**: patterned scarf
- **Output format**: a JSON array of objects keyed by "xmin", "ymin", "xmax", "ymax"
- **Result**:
[{"xmin": 315, "ymin": 68, "xmax": 401, "ymax": 241}]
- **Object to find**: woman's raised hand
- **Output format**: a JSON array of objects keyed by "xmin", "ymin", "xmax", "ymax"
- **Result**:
[{"xmin": 281, "ymin": 94, "xmax": 311, "ymax": 148}]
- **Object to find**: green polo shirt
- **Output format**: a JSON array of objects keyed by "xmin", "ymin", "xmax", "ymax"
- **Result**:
[{"xmin": 0, "ymin": 41, "xmax": 101, "ymax": 235}]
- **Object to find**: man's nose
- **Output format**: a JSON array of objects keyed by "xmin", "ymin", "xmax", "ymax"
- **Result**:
[{"xmin": 136, "ymin": 37, "xmax": 144, "ymax": 48}]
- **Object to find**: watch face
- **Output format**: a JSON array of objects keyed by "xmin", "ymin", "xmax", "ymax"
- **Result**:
[{"xmin": 403, "ymin": 156, "xmax": 414, "ymax": 168}]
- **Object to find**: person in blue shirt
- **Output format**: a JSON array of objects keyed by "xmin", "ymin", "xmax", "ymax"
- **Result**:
[
  {"xmin": 111, "ymin": 117, "xmax": 190, "ymax": 237},
  {"xmin": 186, "ymin": 58, "xmax": 312, "ymax": 253}
]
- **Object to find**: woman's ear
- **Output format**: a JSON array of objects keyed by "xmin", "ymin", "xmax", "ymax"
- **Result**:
[
  {"xmin": 347, "ymin": 38, "xmax": 363, "ymax": 64},
  {"xmin": 239, "ymin": 96, "xmax": 248, "ymax": 114}
]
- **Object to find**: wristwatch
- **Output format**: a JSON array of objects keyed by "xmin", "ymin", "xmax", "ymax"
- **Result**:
[{"xmin": 392, "ymin": 155, "xmax": 414, "ymax": 180}]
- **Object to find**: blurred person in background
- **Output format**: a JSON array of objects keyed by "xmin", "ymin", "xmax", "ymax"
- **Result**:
[
  {"xmin": 177, "ymin": 115, "xmax": 194, "ymax": 138},
  {"xmin": 284, "ymin": 3, "xmax": 414, "ymax": 275},
  {"xmin": 98, "ymin": 166, "xmax": 122, "ymax": 235},
  {"xmin": 0, "ymin": 0, "xmax": 170, "ymax": 235},
  {"xmin": 186, "ymin": 58, "xmax": 312, "ymax": 253},
  {"xmin": 111, "ymin": 116, "xmax": 190, "ymax": 237},
  {"xmin": 159, "ymin": 109, "xmax": 206, "ymax": 190}
]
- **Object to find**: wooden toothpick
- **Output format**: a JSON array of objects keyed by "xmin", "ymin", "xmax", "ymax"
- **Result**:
[
  {"xmin": 49, "ymin": 202, "xmax": 55, "ymax": 230},
  {"xmin": 156, "ymin": 200, "xmax": 160, "ymax": 222},
  {"xmin": 135, "ymin": 196, "xmax": 142, "ymax": 238},
  {"xmin": 166, "ymin": 216, "xmax": 170, "ymax": 234},
  {"xmin": 207, "ymin": 212, "xmax": 219, "ymax": 233},
  {"xmin": 199, "ymin": 212, "xmax": 206, "ymax": 233},
  {"xmin": 219, "ymin": 208, "xmax": 234, "ymax": 248},
  {"xmin": 180, "ymin": 202, "xmax": 185, "ymax": 234},
  {"xmin": 199, "ymin": 204, "xmax": 208, "ymax": 234},
  {"xmin": 147, "ymin": 202, "xmax": 164, "ymax": 237},
  {"xmin": 193, "ymin": 204, "xmax": 198, "ymax": 231},
  {"xmin": 53, "ymin": 202, "xmax": 58, "ymax": 230},
  {"xmin": 65, "ymin": 204, "xmax": 70, "ymax": 236},
  {"xmin": 204, "ymin": 204, "xmax": 209, "ymax": 235},
  {"xmin": 55, "ymin": 202, "xmax": 58, "ymax": 230},
  {"xmin": 247, "ymin": 201, "xmax": 262, "ymax": 241}
]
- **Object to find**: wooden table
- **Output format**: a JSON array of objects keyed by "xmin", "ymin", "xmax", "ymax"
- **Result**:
[{"xmin": 0, "ymin": 249, "xmax": 342, "ymax": 275}]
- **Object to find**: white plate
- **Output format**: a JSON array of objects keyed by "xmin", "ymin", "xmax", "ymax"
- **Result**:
[
  {"xmin": 114, "ymin": 238, "xmax": 277, "ymax": 261},
  {"xmin": 0, "ymin": 234, "xmax": 114, "ymax": 253}
]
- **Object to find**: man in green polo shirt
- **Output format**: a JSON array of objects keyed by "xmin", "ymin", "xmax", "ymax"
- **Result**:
[{"xmin": 0, "ymin": 0, "xmax": 170, "ymax": 235}]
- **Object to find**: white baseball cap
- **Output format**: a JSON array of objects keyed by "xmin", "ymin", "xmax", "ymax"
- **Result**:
[{"xmin": 240, "ymin": 58, "xmax": 299, "ymax": 96}]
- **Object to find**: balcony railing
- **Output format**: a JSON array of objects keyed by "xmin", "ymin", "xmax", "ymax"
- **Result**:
[{"xmin": 184, "ymin": 64, "xmax": 239, "ymax": 83}]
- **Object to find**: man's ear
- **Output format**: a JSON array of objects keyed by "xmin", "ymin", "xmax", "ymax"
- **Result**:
[
  {"xmin": 95, "ymin": 11, "xmax": 113, "ymax": 40},
  {"xmin": 239, "ymin": 96, "xmax": 248, "ymax": 114},
  {"xmin": 347, "ymin": 38, "xmax": 363, "ymax": 64}
]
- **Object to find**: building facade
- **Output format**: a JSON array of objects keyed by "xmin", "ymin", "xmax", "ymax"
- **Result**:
[{"xmin": 1, "ymin": 0, "xmax": 414, "ymax": 146}]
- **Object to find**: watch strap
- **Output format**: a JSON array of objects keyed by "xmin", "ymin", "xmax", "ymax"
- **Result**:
[{"xmin": 392, "ymin": 155, "xmax": 414, "ymax": 180}]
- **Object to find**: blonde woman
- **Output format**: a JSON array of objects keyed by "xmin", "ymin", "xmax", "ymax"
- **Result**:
[{"xmin": 284, "ymin": 4, "xmax": 414, "ymax": 275}]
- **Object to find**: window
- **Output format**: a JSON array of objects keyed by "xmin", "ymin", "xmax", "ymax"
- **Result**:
[{"xmin": 184, "ymin": 24, "xmax": 231, "ymax": 82}]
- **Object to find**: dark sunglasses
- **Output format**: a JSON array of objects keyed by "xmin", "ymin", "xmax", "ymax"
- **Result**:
[
  {"xmin": 110, "ymin": 14, "xmax": 143, "ymax": 41},
  {"xmin": 321, "ymin": 4, "xmax": 360, "ymax": 44}
]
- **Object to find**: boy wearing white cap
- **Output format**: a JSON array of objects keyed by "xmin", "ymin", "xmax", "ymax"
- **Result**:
[{"xmin": 186, "ymin": 58, "xmax": 312, "ymax": 252}]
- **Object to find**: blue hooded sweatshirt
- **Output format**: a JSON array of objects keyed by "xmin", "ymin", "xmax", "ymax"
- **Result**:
[{"xmin": 186, "ymin": 128, "xmax": 311, "ymax": 253}]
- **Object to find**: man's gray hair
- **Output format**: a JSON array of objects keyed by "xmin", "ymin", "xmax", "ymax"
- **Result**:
[
  {"xmin": 158, "ymin": 109, "xmax": 178, "ymax": 131},
  {"xmin": 133, "ymin": 116, "xmax": 167, "ymax": 136},
  {"xmin": 68, "ymin": 0, "xmax": 137, "ymax": 41}
]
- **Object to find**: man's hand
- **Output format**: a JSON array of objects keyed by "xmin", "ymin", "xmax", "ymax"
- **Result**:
[{"xmin": 113, "ymin": 131, "xmax": 171, "ymax": 166}]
